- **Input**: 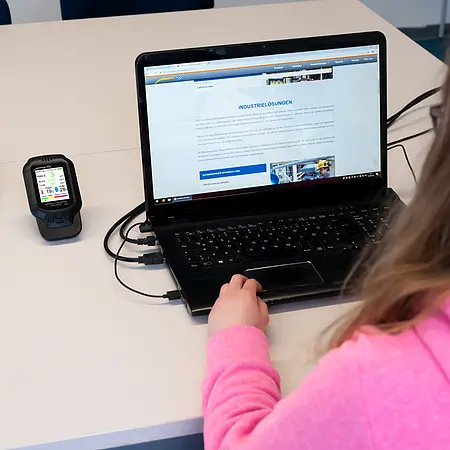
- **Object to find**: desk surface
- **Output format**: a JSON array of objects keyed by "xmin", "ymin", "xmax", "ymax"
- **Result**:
[
  {"xmin": 0, "ymin": 1, "xmax": 445, "ymax": 449},
  {"xmin": 0, "ymin": 0, "xmax": 444, "ymax": 165}
]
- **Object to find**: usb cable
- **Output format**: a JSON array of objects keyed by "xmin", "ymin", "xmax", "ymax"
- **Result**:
[
  {"xmin": 114, "ymin": 223, "xmax": 182, "ymax": 300},
  {"xmin": 104, "ymin": 207, "xmax": 181, "ymax": 301}
]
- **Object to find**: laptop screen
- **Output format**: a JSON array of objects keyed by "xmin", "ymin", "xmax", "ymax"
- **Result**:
[{"xmin": 144, "ymin": 44, "xmax": 381, "ymax": 205}]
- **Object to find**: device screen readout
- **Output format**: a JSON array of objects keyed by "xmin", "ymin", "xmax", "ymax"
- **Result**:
[{"xmin": 35, "ymin": 167, "xmax": 70, "ymax": 203}]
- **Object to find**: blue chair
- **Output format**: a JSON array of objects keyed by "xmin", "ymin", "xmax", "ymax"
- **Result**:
[
  {"xmin": 60, "ymin": 0, "xmax": 214, "ymax": 20},
  {"xmin": 0, "ymin": 0, "xmax": 11, "ymax": 25}
]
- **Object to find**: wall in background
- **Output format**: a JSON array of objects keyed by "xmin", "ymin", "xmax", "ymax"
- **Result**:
[
  {"xmin": 5, "ymin": 0, "xmax": 450, "ymax": 28},
  {"xmin": 220, "ymin": 0, "xmax": 447, "ymax": 28},
  {"xmin": 7, "ymin": 0, "xmax": 61, "ymax": 23},
  {"xmin": 362, "ymin": 0, "xmax": 447, "ymax": 28},
  {"xmin": 224, "ymin": 0, "xmax": 448, "ymax": 28}
]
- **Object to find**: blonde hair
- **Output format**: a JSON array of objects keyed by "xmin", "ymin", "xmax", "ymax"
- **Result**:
[{"xmin": 328, "ymin": 74, "xmax": 450, "ymax": 350}]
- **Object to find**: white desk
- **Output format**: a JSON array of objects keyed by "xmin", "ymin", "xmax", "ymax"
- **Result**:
[
  {"xmin": 0, "ymin": 1, "xmax": 445, "ymax": 449},
  {"xmin": 0, "ymin": 0, "xmax": 444, "ymax": 165}
]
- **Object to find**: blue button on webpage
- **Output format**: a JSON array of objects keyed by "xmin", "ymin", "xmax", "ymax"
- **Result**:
[{"xmin": 200, "ymin": 163, "xmax": 267, "ymax": 180}]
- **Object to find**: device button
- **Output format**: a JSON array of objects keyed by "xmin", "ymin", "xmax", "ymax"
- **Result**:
[
  {"xmin": 47, "ymin": 215, "xmax": 54, "ymax": 223},
  {"xmin": 55, "ymin": 213, "xmax": 63, "ymax": 219}
]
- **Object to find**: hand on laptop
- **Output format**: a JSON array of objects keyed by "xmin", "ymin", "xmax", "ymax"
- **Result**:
[{"xmin": 208, "ymin": 274, "xmax": 269, "ymax": 338}]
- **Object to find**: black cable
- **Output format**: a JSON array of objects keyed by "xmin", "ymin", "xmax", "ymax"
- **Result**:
[
  {"xmin": 114, "ymin": 223, "xmax": 164, "ymax": 298},
  {"xmin": 388, "ymin": 128, "xmax": 433, "ymax": 147},
  {"xmin": 119, "ymin": 203, "xmax": 145, "ymax": 242},
  {"xmin": 114, "ymin": 222, "xmax": 180, "ymax": 300},
  {"xmin": 103, "ymin": 202, "xmax": 145, "ymax": 263},
  {"xmin": 118, "ymin": 204, "xmax": 156, "ymax": 245},
  {"xmin": 120, "ymin": 213, "xmax": 138, "ymax": 242},
  {"xmin": 387, "ymin": 87, "xmax": 441, "ymax": 129},
  {"xmin": 388, "ymin": 143, "xmax": 417, "ymax": 185}
]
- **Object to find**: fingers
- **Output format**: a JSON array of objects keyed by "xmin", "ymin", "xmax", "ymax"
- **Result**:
[
  {"xmin": 222, "ymin": 275, "xmax": 262, "ymax": 303},
  {"xmin": 228, "ymin": 274, "xmax": 247, "ymax": 290},
  {"xmin": 242, "ymin": 278, "xmax": 263, "ymax": 293},
  {"xmin": 220, "ymin": 283, "xmax": 229, "ymax": 296}
]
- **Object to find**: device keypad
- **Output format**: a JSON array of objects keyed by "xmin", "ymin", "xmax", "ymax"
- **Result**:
[{"xmin": 46, "ymin": 214, "xmax": 73, "ymax": 228}]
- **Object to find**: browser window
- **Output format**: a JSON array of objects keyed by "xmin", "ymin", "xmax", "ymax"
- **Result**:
[{"xmin": 144, "ymin": 45, "xmax": 381, "ymax": 203}]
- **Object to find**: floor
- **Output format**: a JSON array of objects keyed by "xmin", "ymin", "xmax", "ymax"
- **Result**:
[
  {"xmin": 113, "ymin": 434, "xmax": 204, "ymax": 450},
  {"xmin": 400, "ymin": 24, "xmax": 449, "ymax": 61},
  {"xmin": 415, "ymin": 38, "xmax": 447, "ymax": 60}
]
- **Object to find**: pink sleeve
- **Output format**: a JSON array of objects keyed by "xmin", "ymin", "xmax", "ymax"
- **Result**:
[{"xmin": 202, "ymin": 326, "xmax": 371, "ymax": 450}]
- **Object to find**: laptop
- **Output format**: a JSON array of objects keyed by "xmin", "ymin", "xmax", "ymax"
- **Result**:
[{"xmin": 135, "ymin": 31, "xmax": 401, "ymax": 315}]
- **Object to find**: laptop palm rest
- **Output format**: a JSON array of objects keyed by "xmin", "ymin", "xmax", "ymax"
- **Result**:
[{"xmin": 245, "ymin": 262, "xmax": 324, "ymax": 295}]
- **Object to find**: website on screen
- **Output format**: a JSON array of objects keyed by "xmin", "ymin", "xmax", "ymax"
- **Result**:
[{"xmin": 144, "ymin": 45, "xmax": 381, "ymax": 202}]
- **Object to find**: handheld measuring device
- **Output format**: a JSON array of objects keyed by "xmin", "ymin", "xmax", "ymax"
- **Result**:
[{"xmin": 23, "ymin": 154, "xmax": 82, "ymax": 241}]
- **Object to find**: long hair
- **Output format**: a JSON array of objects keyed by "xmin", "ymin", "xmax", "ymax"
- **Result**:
[{"xmin": 328, "ymin": 73, "xmax": 450, "ymax": 350}]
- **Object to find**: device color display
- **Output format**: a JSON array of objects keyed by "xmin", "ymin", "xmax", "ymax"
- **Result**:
[
  {"xmin": 23, "ymin": 154, "xmax": 83, "ymax": 241},
  {"xmin": 35, "ymin": 166, "xmax": 70, "ymax": 203}
]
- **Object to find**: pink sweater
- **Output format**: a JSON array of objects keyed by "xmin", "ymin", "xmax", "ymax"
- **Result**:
[{"xmin": 203, "ymin": 302, "xmax": 450, "ymax": 449}]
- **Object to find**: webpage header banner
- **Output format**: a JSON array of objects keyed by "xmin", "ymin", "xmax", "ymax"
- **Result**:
[{"xmin": 145, "ymin": 55, "xmax": 377, "ymax": 85}]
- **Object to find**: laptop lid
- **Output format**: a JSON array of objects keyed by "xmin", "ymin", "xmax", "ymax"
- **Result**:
[{"xmin": 136, "ymin": 32, "xmax": 387, "ymax": 221}]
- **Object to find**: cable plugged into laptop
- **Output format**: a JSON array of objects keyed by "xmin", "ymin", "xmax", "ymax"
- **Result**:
[
  {"xmin": 104, "ymin": 206, "xmax": 182, "ymax": 301},
  {"xmin": 138, "ymin": 252, "xmax": 165, "ymax": 265},
  {"xmin": 135, "ymin": 236, "xmax": 157, "ymax": 246},
  {"xmin": 139, "ymin": 222, "xmax": 153, "ymax": 234},
  {"xmin": 164, "ymin": 290, "xmax": 183, "ymax": 301}
]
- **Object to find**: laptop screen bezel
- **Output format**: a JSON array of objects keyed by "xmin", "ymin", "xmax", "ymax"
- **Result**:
[{"xmin": 136, "ymin": 32, "xmax": 387, "ymax": 221}]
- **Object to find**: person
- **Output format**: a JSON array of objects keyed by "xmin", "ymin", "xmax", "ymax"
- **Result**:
[
  {"xmin": 202, "ymin": 75, "xmax": 450, "ymax": 448},
  {"xmin": 317, "ymin": 159, "xmax": 333, "ymax": 178}
]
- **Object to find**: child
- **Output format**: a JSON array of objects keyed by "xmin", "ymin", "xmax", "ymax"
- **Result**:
[{"xmin": 202, "ymin": 76, "xmax": 450, "ymax": 449}]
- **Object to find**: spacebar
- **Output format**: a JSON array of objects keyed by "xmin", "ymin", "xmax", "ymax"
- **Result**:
[{"xmin": 241, "ymin": 249, "xmax": 306, "ymax": 262}]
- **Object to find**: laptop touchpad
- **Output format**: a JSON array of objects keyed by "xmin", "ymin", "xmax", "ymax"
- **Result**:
[{"xmin": 245, "ymin": 262, "xmax": 323, "ymax": 292}]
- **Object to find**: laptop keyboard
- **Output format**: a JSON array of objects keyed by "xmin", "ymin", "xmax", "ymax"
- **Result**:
[{"xmin": 175, "ymin": 204, "xmax": 391, "ymax": 271}]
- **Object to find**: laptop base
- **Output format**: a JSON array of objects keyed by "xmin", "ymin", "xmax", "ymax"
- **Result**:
[{"xmin": 155, "ymin": 189, "xmax": 402, "ymax": 315}]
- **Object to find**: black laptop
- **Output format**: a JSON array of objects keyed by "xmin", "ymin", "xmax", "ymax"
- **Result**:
[{"xmin": 135, "ymin": 31, "xmax": 401, "ymax": 315}]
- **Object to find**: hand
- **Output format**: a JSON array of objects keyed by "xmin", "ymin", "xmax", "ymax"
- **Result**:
[{"xmin": 208, "ymin": 274, "xmax": 269, "ymax": 337}]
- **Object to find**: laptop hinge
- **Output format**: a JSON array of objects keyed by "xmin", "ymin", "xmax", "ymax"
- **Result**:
[{"xmin": 151, "ymin": 188, "xmax": 392, "ymax": 228}]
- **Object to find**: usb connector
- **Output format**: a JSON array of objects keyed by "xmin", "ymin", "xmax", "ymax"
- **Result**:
[
  {"xmin": 138, "ymin": 252, "xmax": 165, "ymax": 265},
  {"xmin": 164, "ymin": 290, "xmax": 182, "ymax": 301},
  {"xmin": 136, "ymin": 236, "xmax": 157, "ymax": 246}
]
